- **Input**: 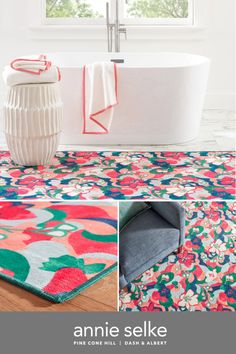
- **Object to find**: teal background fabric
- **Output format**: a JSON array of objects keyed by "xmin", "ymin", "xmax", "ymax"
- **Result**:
[{"xmin": 119, "ymin": 202, "xmax": 149, "ymax": 230}]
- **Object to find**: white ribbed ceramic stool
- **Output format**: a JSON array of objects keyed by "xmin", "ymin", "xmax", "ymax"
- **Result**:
[{"xmin": 3, "ymin": 83, "xmax": 63, "ymax": 166}]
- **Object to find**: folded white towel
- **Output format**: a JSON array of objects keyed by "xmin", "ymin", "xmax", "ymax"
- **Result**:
[
  {"xmin": 3, "ymin": 65, "xmax": 61, "ymax": 86},
  {"xmin": 82, "ymin": 62, "xmax": 118, "ymax": 134},
  {"xmin": 2, "ymin": 54, "xmax": 61, "ymax": 86},
  {"xmin": 10, "ymin": 54, "xmax": 51, "ymax": 74},
  {"xmin": 11, "ymin": 61, "xmax": 50, "ymax": 73}
]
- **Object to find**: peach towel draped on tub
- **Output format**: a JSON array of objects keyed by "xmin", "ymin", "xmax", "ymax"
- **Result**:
[{"xmin": 82, "ymin": 62, "xmax": 118, "ymax": 134}]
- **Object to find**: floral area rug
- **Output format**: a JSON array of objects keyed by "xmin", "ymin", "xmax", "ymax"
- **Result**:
[
  {"xmin": 0, "ymin": 202, "xmax": 117, "ymax": 303},
  {"xmin": 119, "ymin": 202, "xmax": 236, "ymax": 311},
  {"xmin": 0, "ymin": 151, "xmax": 235, "ymax": 200}
]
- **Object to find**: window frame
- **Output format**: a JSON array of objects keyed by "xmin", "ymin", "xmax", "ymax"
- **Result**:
[{"xmin": 43, "ymin": 0, "xmax": 194, "ymax": 27}]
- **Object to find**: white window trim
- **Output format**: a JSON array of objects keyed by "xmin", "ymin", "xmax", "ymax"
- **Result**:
[{"xmin": 43, "ymin": 0, "xmax": 194, "ymax": 27}]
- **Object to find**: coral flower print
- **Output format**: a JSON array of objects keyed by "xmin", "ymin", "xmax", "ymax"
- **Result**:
[
  {"xmin": 120, "ymin": 202, "xmax": 236, "ymax": 312},
  {"xmin": 205, "ymin": 270, "xmax": 219, "ymax": 283},
  {"xmin": 0, "ymin": 151, "xmax": 235, "ymax": 200},
  {"xmin": 179, "ymin": 290, "xmax": 199, "ymax": 310},
  {"xmin": 141, "ymin": 269, "xmax": 155, "ymax": 282},
  {"xmin": 209, "ymin": 239, "xmax": 227, "ymax": 255},
  {"xmin": 178, "ymin": 250, "xmax": 195, "ymax": 267}
]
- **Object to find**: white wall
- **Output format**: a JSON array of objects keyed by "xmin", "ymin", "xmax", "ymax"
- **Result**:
[{"xmin": 0, "ymin": 0, "xmax": 235, "ymax": 109}]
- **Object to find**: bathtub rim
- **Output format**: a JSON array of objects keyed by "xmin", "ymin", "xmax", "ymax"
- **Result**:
[{"xmin": 46, "ymin": 51, "xmax": 211, "ymax": 70}]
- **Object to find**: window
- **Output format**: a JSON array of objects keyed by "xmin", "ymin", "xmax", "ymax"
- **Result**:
[
  {"xmin": 122, "ymin": 0, "xmax": 193, "ymax": 25},
  {"xmin": 45, "ymin": 0, "xmax": 107, "ymax": 24},
  {"xmin": 44, "ymin": 0, "xmax": 194, "ymax": 26}
]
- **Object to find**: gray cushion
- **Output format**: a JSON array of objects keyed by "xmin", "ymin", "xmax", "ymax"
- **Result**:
[
  {"xmin": 120, "ymin": 209, "xmax": 180, "ymax": 287},
  {"xmin": 119, "ymin": 202, "xmax": 150, "ymax": 230},
  {"xmin": 150, "ymin": 202, "xmax": 185, "ymax": 246}
]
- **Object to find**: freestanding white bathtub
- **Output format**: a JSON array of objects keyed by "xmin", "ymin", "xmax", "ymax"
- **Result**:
[{"xmin": 48, "ymin": 52, "xmax": 210, "ymax": 145}]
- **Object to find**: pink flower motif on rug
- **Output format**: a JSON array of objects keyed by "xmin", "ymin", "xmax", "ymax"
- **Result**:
[{"xmin": 0, "ymin": 151, "xmax": 235, "ymax": 200}]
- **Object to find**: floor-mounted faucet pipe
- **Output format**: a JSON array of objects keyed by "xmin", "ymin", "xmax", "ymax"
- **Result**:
[
  {"xmin": 106, "ymin": 2, "xmax": 113, "ymax": 52},
  {"xmin": 115, "ymin": 0, "xmax": 120, "ymax": 52},
  {"xmin": 106, "ymin": 1, "xmax": 127, "ymax": 53}
]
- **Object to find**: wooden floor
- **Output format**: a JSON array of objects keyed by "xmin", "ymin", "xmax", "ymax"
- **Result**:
[{"xmin": 0, "ymin": 271, "xmax": 117, "ymax": 312}]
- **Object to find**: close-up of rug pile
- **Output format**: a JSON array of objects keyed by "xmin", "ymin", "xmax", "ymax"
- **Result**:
[{"xmin": 0, "ymin": 202, "xmax": 117, "ymax": 303}]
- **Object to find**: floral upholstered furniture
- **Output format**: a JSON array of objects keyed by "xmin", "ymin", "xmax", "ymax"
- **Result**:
[{"xmin": 119, "ymin": 202, "xmax": 185, "ymax": 288}]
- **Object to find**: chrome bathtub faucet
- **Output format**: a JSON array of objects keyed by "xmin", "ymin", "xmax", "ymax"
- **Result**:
[{"xmin": 106, "ymin": 0, "xmax": 127, "ymax": 52}]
